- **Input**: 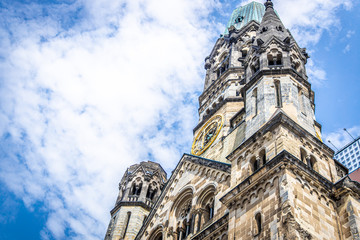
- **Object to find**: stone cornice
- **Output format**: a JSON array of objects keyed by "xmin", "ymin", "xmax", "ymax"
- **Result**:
[
  {"xmin": 229, "ymin": 108, "xmax": 245, "ymax": 125},
  {"xmin": 184, "ymin": 154, "xmax": 231, "ymax": 173},
  {"xmin": 221, "ymin": 150, "xmax": 335, "ymax": 206},
  {"xmin": 110, "ymin": 201, "xmax": 151, "ymax": 215}
]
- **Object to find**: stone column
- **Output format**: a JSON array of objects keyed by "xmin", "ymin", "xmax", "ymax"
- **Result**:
[
  {"xmin": 257, "ymin": 156, "xmax": 263, "ymax": 168},
  {"xmin": 305, "ymin": 155, "xmax": 311, "ymax": 169},
  {"xmin": 193, "ymin": 213, "xmax": 200, "ymax": 234},
  {"xmin": 139, "ymin": 181, "xmax": 149, "ymax": 202}
]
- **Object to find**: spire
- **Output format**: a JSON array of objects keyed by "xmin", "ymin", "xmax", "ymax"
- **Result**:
[{"xmin": 255, "ymin": 0, "xmax": 290, "ymax": 45}]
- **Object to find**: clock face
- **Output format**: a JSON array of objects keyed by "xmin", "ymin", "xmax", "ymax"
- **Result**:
[{"xmin": 191, "ymin": 115, "xmax": 224, "ymax": 156}]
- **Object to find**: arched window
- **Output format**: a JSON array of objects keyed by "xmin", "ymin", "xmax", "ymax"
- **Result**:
[
  {"xmin": 217, "ymin": 55, "xmax": 229, "ymax": 78},
  {"xmin": 206, "ymin": 198, "xmax": 215, "ymax": 221},
  {"xmin": 298, "ymin": 88, "xmax": 306, "ymax": 115},
  {"xmin": 154, "ymin": 234, "xmax": 162, "ymax": 240},
  {"xmin": 171, "ymin": 188, "xmax": 194, "ymax": 239},
  {"xmin": 252, "ymin": 88, "xmax": 258, "ymax": 117},
  {"xmin": 259, "ymin": 149, "xmax": 266, "ymax": 165},
  {"xmin": 251, "ymin": 156, "xmax": 259, "ymax": 172},
  {"xmin": 146, "ymin": 185, "xmax": 158, "ymax": 201},
  {"xmin": 268, "ymin": 52, "xmax": 282, "ymax": 66},
  {"xmin": 131, "ymin": 181, "xmax": 142, "ymax": 196},
  {"xmin": 274, "ymin": 81, "xmax": 282, "ymax": 108},
  {"xmin": 197, "ymin": 186, "xmax": 216, "ymax": 232},
  {"xmin": 309, "ymin": 156, "xmax": 318, "ymax": 171},
  {"xmin": 255, "ymin": 213, "xmax": 262, "ymax": 235},
  {"xmin": 149, "ymin": 227, "xmax": 163, "ymax": 240}
]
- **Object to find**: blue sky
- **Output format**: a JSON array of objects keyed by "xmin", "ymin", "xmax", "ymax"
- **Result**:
[{"xmin": 0, "ymin": 0, "xmax": 359, "ymax": 239}]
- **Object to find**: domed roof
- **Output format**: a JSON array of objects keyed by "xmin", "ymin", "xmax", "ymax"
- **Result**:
[{"xmin": 224, "ymin": 1, "xmax": 265, "ymax": 35}]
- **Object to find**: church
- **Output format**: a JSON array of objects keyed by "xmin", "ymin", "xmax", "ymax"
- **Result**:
[{"xmin": 104, "ymin": 1, "xmax": 360, "ymax": 239}]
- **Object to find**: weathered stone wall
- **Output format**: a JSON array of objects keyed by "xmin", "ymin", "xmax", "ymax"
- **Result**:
[
  {"xmin": 245, "ymin": 75, "xmax": 316, "ymax": 140},
  {"xmin": 287, "ymin": 170, "xmax": 341, "ymax": 239},
  {"xmin": 109, "ymin": 206, "xmax": 149, "ymax": 240},
  {"xmin": 229, "ymin": 174, "xmax": 281, "ymax": 240},
  {"xmin": 230, "ymin": 115, "xmax": 337, "ymax": 186}
]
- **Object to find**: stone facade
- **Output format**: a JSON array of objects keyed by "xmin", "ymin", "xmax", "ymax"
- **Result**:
[{"xmin": 105, "ymin": 1, "xmax": 360, "ymax": 240}]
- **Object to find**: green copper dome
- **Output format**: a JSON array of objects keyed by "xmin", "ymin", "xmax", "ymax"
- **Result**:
[{"xmin": 224, "ymin": 1, "xmax": 265, "ymax": 35}]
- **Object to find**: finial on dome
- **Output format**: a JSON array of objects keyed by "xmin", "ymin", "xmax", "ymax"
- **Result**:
[{"xmin": 264, "ymin": 0, "xmax": 273, "ymax": 9}]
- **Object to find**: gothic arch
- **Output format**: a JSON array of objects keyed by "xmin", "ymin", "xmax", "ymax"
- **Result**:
[
  {"xmin": 170, "ymin": 187, "xmax": 194, "ymax": 218},
  {"xmin": 148, "ymin": 225, "xmax": 163, "ymax": 240}
]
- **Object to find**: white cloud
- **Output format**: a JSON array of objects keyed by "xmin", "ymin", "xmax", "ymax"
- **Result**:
[
  {"xmin": 346, "ymin": 30, "xmax": 355, "ymax": 38},
  {"xmin": 306, "ymin": 59, "xmax": 327, "ymax": 86},
  {"xmin": 325, "ymin": 126, "xmax": 360, "ymax": 151},
  {"xmin": 343, "ymin": 44, "xmax": 351, "ymax": 53},
  {"xmin": 0, "ymin": 0, "xmax": 219, "ymax": 239}
]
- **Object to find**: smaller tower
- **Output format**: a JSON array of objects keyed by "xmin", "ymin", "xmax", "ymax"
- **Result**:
[{"xmin": 105, "ymin": 161, "xmax": 167, "ymax": 240}]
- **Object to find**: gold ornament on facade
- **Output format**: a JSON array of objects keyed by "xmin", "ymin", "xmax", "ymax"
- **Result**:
[{"xmin": 191, "ymin": 115, "xmax": 224, "ymax": 156}]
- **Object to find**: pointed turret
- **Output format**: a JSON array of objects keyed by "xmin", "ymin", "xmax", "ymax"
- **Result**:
[{"xmin": 255, "ymin": 0, "xmax": 290, "ymax": 46}]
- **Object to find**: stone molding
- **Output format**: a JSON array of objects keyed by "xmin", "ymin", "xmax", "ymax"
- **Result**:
[{"xmin": 110, "ymin": 201, "xmax": 151, "ymax": 215}]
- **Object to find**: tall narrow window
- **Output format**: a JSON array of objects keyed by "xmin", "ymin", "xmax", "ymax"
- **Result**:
[
  {"xmin": 275, "ymin": 81, "xmax": 282, "ymax": 107},
  {"xmin": 123, "ymin": 212, "xmax": 131, "ymax": 239},
  {"xmin": 206, "ymin": 198, "xmax": 214, "ymax": 221},
  {"xmin": 268, "ymin": 52, "xmax": 282, "ymax": 66},
  {"xmin": 252, "ymin": 88, "xmax": 258, "ymax": 116},
  {"xmin": 260, "ymin": 149, "xmax": 266, "ymax": 165},
  {"xmin": 131, "ymin": 182, "xmax": 142, "ymax": 196},
  {"xmin": 309, "ymin": 156, "xmax": 317, "ymax": 171},
  {"xmin": 255, "ymin": 213, "xmax": 262, "ymax": 234},
  {"xmin": 197, "ymin": 213, "xmax": 202, "ymax": 232},
  {"xmin": 251, "ymin": 156, "xmax": 259, "ymax": 172},
  {"xmin": 298, "ymin": 88, "xmax": 306, "ymax": 114},
  {"xmin": 300, "ymin": 148, "xmax": 307, "ymax": 163}
]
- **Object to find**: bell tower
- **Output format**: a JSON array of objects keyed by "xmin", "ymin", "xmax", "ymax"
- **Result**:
[
  {"xmin": 243, "ymin": 0, "xmax": 318, "ymax": 139},
  {"xmin": 191, "ymin": 1, "xmax": 266, "ymax": 163},
  {"xmin": 106, "ymin": 1, "xmax": 360, "ymax": 240},
  {"xmin": 104, "ymin": 161, "xmax": 166, "ymax": 240}
]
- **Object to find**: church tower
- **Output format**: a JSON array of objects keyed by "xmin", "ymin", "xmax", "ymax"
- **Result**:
[
  {"xmin": 106, "ymin": 1, "xmax": 360, "ymax": 240},
  {"xmin": 104, "ymin": 161, "xmax": 166, "ymax": 240},
  {"xmin": 191, "ymin": 1, "xmax": 266, "ymax": 163}
]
